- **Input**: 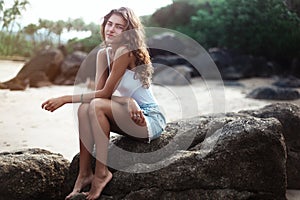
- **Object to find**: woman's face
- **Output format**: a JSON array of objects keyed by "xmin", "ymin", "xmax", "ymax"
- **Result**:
[{"xmin": 104, "ymin": 13, "xmax": 127, "ymax": 44}]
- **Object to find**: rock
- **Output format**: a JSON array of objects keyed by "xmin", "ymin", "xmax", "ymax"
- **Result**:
[
  {"xmin": 64, "ymin": 111, "xmax": 287, "ymax": 199},
  {"xmin": 0, "ymin": 148, "xmax": 70, "ymax": 200},
  {"xmin": 273, "ymin": 76, "xmax": 300, "ymax": 88},
  {"xmin": 152, "ymin": 55, "xmax": 200, "ymax": 77},
  {"xmin": 0, "ymin": 48, "xmax": 64, "ymax": 90},
  {"xmin": 153, "ymin": 65, "xmax": 192, "ymax": 85},
  {"xmin": 147, "ymin": 32, "xmax": 186, "ymax": 57},
  {"xmin": 246, "ymin": 86, "xmax": 300, "ymax": 100},
  {"xmin": 1, "ymin": 77, "xmax": 29, "ymax": 90},
  {"xmin": 27, "ymin": 71, "xmax": 52, "ymax": 87},
  {"xmin": 240, "ymin": 103, "xmax": 300, "ymax": 189},
  {"xmin": 54, "ymin": 51, "xmax": 87, "ymax": 85},
  {"xmin": 208, "ymin": 48, "xmax": 275, "ymax": 80}
]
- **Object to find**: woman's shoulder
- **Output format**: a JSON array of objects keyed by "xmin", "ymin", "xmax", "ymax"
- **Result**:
[
  {"xmin": 115, "ymin": 45, "xmax": 130, "ymax": 55},
  {"xmin": 114, "ymin": 45, "xmax": 133, "ymax": 60},
  {"xmin": 96, "ymin": 47, "xmax": 107, "ymax": 58}
]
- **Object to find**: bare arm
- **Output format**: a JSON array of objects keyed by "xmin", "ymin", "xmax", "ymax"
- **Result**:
[
  {"xmin": 41, "ymin": 47, "xmax": 131, "ymax": 111},
  {"xmin": 95, "ymin": 48, "xmax": 109, "ymax": 91}
]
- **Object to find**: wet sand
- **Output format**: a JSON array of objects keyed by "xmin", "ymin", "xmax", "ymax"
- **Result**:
[{"xmin": 0, "ymin": 60, "xmax": 299, "ymax": 199}]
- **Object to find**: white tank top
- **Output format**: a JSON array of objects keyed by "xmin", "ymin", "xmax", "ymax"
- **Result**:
[{"xmin": 105, "ymin": 48, "xmax": 157, "ymax": 106}]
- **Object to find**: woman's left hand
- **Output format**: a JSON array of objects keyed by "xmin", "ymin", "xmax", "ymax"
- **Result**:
[
  {"xmin": 41, "ymin": 96, "xmax": 66, "ymax": 112},
  {"xmin": 128, "ymin": 98, "xmax": 146, "ymax": 126}
]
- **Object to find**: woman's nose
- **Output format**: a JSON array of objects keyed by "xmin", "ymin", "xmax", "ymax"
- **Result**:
[{"xmin": 108, "ymin": 25, "xmax": 115, "ymax": 32}]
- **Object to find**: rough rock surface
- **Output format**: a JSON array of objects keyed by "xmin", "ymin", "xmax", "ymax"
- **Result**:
[
  {"xmin": 0, "ymin": 148, "xmax": 70, "ymax": 200},
  {"xmin": 3, "ymin": 103, "xmax": 300, "ymax": 200},
  {"xmin": 246, "ymin": 86, "xmax": 300, "ymax": 100},
  {"xmin": 0, "ymin": 48, "xmax": 64, "ymax": 90},
  {"xmin": 241, "ymin": 103, "xmax": 300, "ymax": 189},
  {"xmin": 64, "ymin": 112, "xmax": 287, "ymax": 200}
]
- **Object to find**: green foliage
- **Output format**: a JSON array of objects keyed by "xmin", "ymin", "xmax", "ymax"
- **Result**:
[
  {"xmin": 66, "ymin": 33, "xmax": 102, "ymax": 53},
  {"xmin": 0, "ymin": 0, "xmax": 30, "ymax": 57},
  {"xmin": 285, "ymin": 0, "xmax": 300, "ymax": 16},
  {"xmin": 172, "ymin": 0, "xmax": 214, "ymax": 6},
  {"xmin": 0, "ymin": 31, "xmax": 32, "ymax": 57},
  {"xmin": 148, "ymin": 0, "xmax": 300, "ymax": 61},
  {"xmin": 0, "ymin": 0, "xmax": 29, "ymax": 31},
  {"xmin": 190, "ymin": 0, "xmax": 300, "ymax": 59}
]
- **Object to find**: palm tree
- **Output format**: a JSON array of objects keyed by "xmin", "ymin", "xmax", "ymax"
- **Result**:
[
  {"xmin": 52, "ymin": 20, "xmax": 65, "ymax": 44},
  {"xmin": 38, "ymin": 19, "xmax": 55, "ymax": 43},
  {"xmin": 72, "ymin": 18, "xmax": 85, "ymax": 32},
  {"xmin": 23, "ymin": 23, "xmax": 39, "ymax": 49},
  {"xmin": 0, "ymin": 0, "xmax": 29, "ymax": 56},
  {"xmin": 1, "ymin": 0, "xmax": 29, "ymax": 32}
]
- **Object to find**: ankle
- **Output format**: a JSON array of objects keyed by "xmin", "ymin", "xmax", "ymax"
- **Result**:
[
  {"xmin": 94, "ymin": 168, "xmax": 111, "ymax": 179},
  {"xmin": 78, "ymin": 171, "xmax": 93, "ymax": 178}
]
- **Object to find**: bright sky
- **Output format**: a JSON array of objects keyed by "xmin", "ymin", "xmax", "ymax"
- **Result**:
[{"xmin": 18, "ymin": 0, "xmax": 173, "ymax": 25}]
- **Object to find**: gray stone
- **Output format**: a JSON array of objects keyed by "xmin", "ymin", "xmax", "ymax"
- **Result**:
[
  {"xmin": 0, "ymin": 48, "xmax": 64, "ymax": 90},
  {"xmin": 65, "ymin": 111, "xmax": 287, "ymax": 200},
  {"xmin": 241, "ymin": 103, "xmax": 300, "ymax": 189},
  {"xmin": 153, "ymin": 65, "xmax": 192, "ymax": 85},
  {"xmin": 0, "ymin": 148, "xmax": 69, "ymax": 200},
  {"xmin": 246, "ymin": 86, "xmax": 300, "ymax": 100}
]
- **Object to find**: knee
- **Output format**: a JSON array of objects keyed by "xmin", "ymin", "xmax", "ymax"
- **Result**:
[
  {"xmin": 88, "ymin": 98, "xmax": 107, "ymax": 118},
  {"xmin": 78, "ymin": 103, "xmax": 89, "ymax": 118}
]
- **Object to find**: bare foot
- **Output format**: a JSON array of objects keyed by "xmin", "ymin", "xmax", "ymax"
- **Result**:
[
  {"xmin": 85, "ymin": 170, "xmax": 113, "ymax": 200},
  {"xmin": 65, "ymin": 173, "xmax": 94, "ymax": 200}
]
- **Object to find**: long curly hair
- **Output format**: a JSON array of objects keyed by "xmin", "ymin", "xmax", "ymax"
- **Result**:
[{"xmin": 100, "ymin": 7, "xmax": 153, "ymax": 88}]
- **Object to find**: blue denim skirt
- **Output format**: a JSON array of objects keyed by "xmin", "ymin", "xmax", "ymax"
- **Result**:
[{"xmin": 140, "ymin": 103, "xmax": 166, "ymax": 143}]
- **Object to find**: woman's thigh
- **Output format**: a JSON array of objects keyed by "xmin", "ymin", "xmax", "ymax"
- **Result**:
[{"xmin": 89, "ymin": 98, "xmax": 149, "ymax": 141}]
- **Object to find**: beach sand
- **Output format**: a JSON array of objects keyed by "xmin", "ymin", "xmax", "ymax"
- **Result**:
[{"xmin": 0, "ymin": 60, "xmax": 299, "ymax": 199}]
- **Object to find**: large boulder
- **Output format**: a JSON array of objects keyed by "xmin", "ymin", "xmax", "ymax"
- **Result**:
[
  {"xmin": 208, "ymin": 48, "xmax": 275, "ymax": 80},
  {"xmin": 246, "ymin": 86, "xmax": 300, "ymax": 100},
  {"xmin": 0, "ymin": 48, "xmax": 64, "ymax": 90},
  {"xmin": 153, "ymin": 65, "xmax": 193, "ymax": 85},
  {"xmin": 0, "ymin": 148, "xmax": 70, "ymax": 200},
  {"xmin": 54, "ymin": 51, "xmax": 88, "ymax": 85},
  {"xmin": 241, "ymin": 103, "xmax": 300, "ymax": 189},
  {"xmin": 64, "ymin": 112, "xmax": 287, "ymax": 200},
  {"xmin": 273, "ymin": 76, "xmax": 300, "ymax": 88},
  {"xmin": 147, "ymin": 32, "xmax": 186, "ymax": 57}
]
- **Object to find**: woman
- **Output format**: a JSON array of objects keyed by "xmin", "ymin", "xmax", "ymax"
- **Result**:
[{"xmin": 41, "ymin": 7, "xmax": 166, "ymax": 200}]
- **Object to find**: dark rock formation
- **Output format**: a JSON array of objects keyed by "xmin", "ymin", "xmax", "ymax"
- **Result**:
[
  {"xmin": 147, "ymin": 32, "xmax": 186, "ymax": 57},
  {"xmin": 64, "ymin": 111, "xmax": 287, "ymax": 200},
  {"xmin": 246, "ymin": 86, "xmax": 300, "ymax": 100},
  {"xmin": 0, "ymin": 47, "xmax": 97, "ymax": 90},
  {"xmin": 153, "ymin": 65, "xmax": 192, "ymax": 85},
  {"xmin": 0, "ymin": 148, "xmax": 70, "ymax": 200},
  {"xmin": 208, "ymin": 48, "xmax": 275, "ymax": 80},
  {"xmin": 54, "ymin": 51, "xmax": 87, "ymax": 85},
  {"xmin": 0, "ymin": 48, "xmax": 64, "ymax": 90},
  {"xmin": 4, "ymin": 103, "xmax": 300, "ymax": 199},
  {"xmin": 273, "ymin": 76, "xmax": 300, "ymax": 88},
  {"xmin": 241, "ymin": 103, "xmax": 300, "ymax": 189}
]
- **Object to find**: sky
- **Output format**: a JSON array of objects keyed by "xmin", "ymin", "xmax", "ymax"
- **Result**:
[{"xmin": 17, "ymin": 0, "xmax": 173, "ymax": 26}]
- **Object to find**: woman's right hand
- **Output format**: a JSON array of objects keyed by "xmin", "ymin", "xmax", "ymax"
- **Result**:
[{"xmin": 41, "ymin": 96, "xmax": 67, "ymax": 112}]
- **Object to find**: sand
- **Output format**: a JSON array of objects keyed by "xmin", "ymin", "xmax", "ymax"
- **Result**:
[{"xmin": 0, "ymin": 60, "xmax": 299, "ymax": 199}]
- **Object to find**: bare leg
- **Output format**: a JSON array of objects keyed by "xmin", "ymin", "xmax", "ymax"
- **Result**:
[
  {"xmin": 65, "ymin": 103, "xmax": 94, "ymax": 200},
  {"xmin": 84, "ymin": 99, "xmax": 112, "ymax": 200},
  {"xmin": 84, "ymin": 98, "xmax": 148, "ymax": 199}
]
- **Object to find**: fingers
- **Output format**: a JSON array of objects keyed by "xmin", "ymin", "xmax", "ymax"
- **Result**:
[
  {"xmin": 41, "ymin": 100, "xmax": 49, "ymax": 109},
  {"xmin": 41, "ymin": 99, "xmax": 58, "ymax": 112},
  {"xmin": 131, "ymin": 110, "xmax": 146, "ymax": 126}
]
